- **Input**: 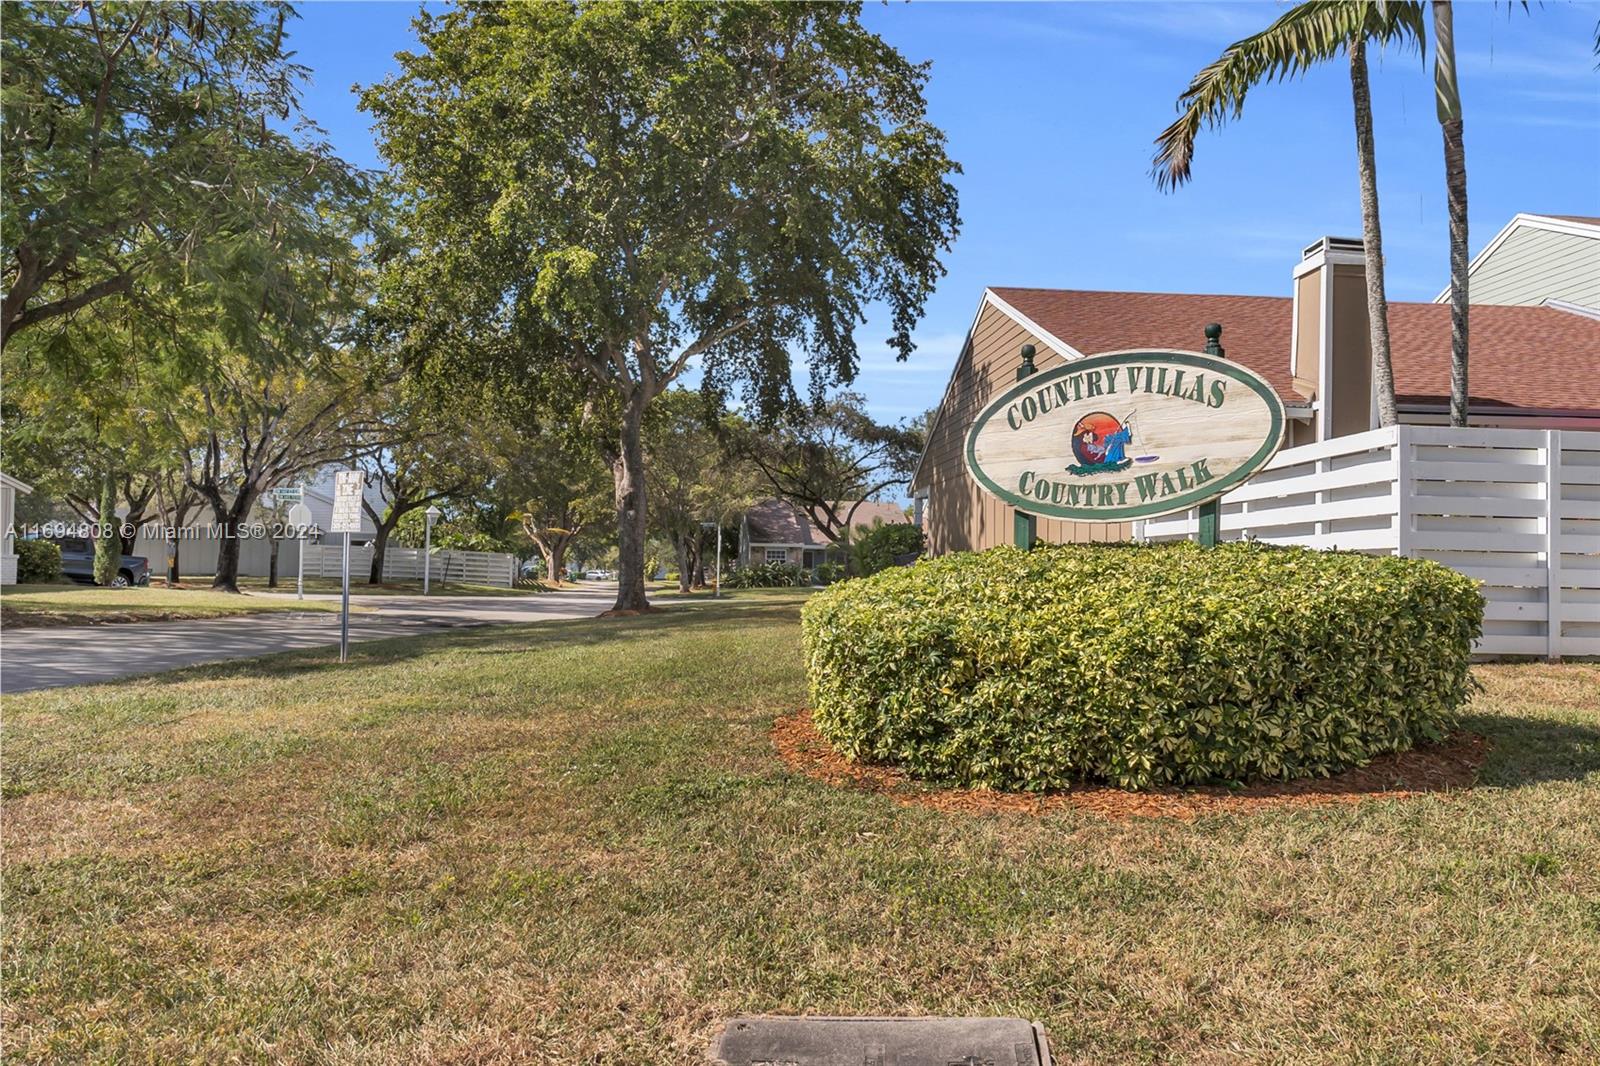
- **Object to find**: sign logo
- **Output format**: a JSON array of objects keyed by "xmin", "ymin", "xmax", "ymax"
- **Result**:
[{"xmin": 964, "ymin": 349, "xmax": 1285, "ymax": 522}]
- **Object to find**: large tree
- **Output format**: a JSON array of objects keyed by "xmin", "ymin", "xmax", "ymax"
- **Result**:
[
  {"xmin": 1, "ymin": 2, "xmax": 352, "ymax": 352},
  {"xmin": 362, "ymin": 1, "xmax": 959, "ymax": 612},
  {"xmin": 1153, "ymin": 1, "xmax": 1428, "ymax": 429},
  {"xmin": 646, "ymin": 389, "xmax": 759, "ymax": 593}
]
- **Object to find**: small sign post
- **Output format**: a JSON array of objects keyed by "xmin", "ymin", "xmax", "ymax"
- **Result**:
[
  {"xmin": 1197, "ymin": 323, "xmax": 1226, "ymax": 548},
  {"xmin": 287, "ymin": 501, "xmax": 313, "ymax": 600},
  {"xmin": 330, "ymin": 470, "xmax": 365, "ymax": 663},
  {"xmin": 1013, "ymin": 344, "xmax": 1039, "ymax": 549}
]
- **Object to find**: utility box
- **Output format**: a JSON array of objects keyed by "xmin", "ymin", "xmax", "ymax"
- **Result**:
[{"xmin": 708, "ymin": 1015, "xmax": 1053, "ymax": 1066}]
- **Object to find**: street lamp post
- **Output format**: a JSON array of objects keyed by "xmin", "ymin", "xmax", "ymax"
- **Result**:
[{"xmin": 423, "ymin": 505, "xmax": 442, "ymax": 594}]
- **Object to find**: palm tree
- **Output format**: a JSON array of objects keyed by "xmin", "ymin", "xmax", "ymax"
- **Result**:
[
  {"xmin": 1153, "ymin": 1, "xmax": 1427, "ymax": 429},
  {"xmin": 1431, "ymin": 0, "xmax": 1469, "ymax": 425}
]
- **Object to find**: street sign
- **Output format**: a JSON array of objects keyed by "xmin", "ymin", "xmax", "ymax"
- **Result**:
[
  {"xmin": 267, "ymin": 485, "xmax": 304, "ymax": 504},
  {"xmin": 286, "ymin": 502, "xmax": 313, "ymax": 528},
  {"xmin": 964, "ymin": 349, "xmax": 1284, "ymax": 523},
  {"xmin": 330, "ymin": 470, "xmax": 365, "ymax": 534}
]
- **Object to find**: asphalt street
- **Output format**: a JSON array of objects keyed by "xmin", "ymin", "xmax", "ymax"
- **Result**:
[{"xmin": 1, "ymin": 584, "xmax": 619, "ymax": 694}]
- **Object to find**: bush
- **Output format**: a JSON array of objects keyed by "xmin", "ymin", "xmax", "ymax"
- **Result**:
[
  {"xmin": 15, "ymin": 538, "xmax": 63, "ymax": 584},
  {"xmin": 812, "ymin": 561, "xmax": 848, "ymax": 586},
  {"xmin": 851, "ymin": 520, "xmax": 924, "ymax": 577},
  {"xmin": 726, "ymin": 561, "xmax": 808, "ymax": 588},
  {"xmin": 802, "ymin": 542, "xmax": 1483, "ymax": 790}
]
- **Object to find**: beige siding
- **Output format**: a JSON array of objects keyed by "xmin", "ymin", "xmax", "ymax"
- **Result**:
[
  {"xmin": 1329, "ymin": 264, "xmax": 1374, "ymax": 437},
  {"xmin": 1466, "ymin": 225, "xmax": 1600, "ymax": 307},
  {"xmin": 912, "ymin": 302, "xmax": 1130, "ymax": 555}
]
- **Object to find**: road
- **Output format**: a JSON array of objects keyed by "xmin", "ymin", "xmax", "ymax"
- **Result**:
[{"xmin": 0, "ymin": 585, "xmax": 619, "ymax": 694}]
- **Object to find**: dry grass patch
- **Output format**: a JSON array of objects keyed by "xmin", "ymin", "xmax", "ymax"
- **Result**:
[{"xmin": 3, "ymin": 592, "xmax": 1597, "ymax": 1064}]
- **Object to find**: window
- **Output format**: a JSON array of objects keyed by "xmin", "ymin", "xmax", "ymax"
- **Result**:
[{"xmin": 765, "ymin": 548, "xmax": 788, "ymax": 564}]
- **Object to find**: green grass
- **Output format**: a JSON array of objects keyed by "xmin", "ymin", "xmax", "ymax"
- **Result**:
[
  {"xmin": 0, "ymin": 583, "xmax": 350, "ymax": 627},
  {"xmin": 3, "ymin": 590, "xmax": 1597, "ymax": 1063}
]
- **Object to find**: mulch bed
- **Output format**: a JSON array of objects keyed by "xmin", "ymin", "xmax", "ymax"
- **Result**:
[{"xmin": 771, "ymin": 709, "xmax": 1488, "ymax": 820}]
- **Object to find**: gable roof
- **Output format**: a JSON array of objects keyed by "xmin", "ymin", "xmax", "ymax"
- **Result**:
[
  {"xmin": 989, "ymin": 286, "xmax": 1600, "ymax": 413},
  {"xmin": 744, "ymin": 498, "xmax": 906, "ymax": 547}
]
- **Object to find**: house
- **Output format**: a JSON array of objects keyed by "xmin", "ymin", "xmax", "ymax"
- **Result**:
[
  {"xmin": 1, "ymin": 472, "xmax": 34, "ymax": 585},
  {"xmin": 911, "ymin": 217, "xmax": 1600, "ymax": 556},
  {"xmin": 1439, "ymin": 213, "xmax": 1599, "ymax": 309},
  {"xmin": 739, "ymin": 498, "xmax": 908, "ymax": 569}
]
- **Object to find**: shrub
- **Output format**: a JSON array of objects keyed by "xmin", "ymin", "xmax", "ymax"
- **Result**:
[
  {"xmin": 727, "ymin": 561, "xmax": 808, "ymax": 588},
  {"xmin": 15, "ymin": 539, "xmax": 63, "ymax": 584},
  {"xmin": 813, "ymin": 561, "xmax": 848, "ymax": 586},
  {"xmin": 802, "ymin": 542, "xmax": 1483, "ymax": 790},
  {"xmin": 851, "ymin": 520, "xmax": 924, "ymax": 577}
]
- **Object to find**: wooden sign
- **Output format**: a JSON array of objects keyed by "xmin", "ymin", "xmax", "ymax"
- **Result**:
[{"xmin": 964, "ymin": 350, "xmax": 1285, "ymax": 522}]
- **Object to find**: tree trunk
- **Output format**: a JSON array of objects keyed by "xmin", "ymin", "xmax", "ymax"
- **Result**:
[
  {"xmin": 675, "ymin": 534, "xmax": 692, "ymax": 594},
  {"xmin": 94, "ymin": 470, "xmax": 119, "ymax": 586},
  {"xmin": 369, "ymin": 519, "xmax": 396, "ymax": 585},
  {"xmin": 268, "ymin": 537, "xmax": 280, "ymax": 588},
  {"xmin": 212, "ymin": 513, "xmax": 244, "ymax": 593},
  {"xmin": 1433, "ymin": 0, "xmax": 1470, "ymax": 426},
  {"xmin": 209, "ymin": 491, "xmax": 259, "ymax": 594},
  {"xmin": 1349, "ymin": 37, "xmax": 1398, "ymax": 429},
  {"xmin": 550, "ymin": 541, "xmax": 567, "ymax": 584},
  {"xmin": 610, "ymin": 392, "xmax": 651, "ymax": 612}
]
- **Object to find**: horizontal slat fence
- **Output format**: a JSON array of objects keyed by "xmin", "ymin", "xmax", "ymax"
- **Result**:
[
  {"xmin": 300, "ymin": 544, "xmax": 516, "ymax": 588},
  {"xmin": 1140, "ymin": 425, "xmax": 1600, "ymax": 659}
]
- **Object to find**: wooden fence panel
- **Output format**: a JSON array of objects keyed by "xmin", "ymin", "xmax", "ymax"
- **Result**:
[{"xmin": 1140, "ymin": 425, "xmax": 1600, "ymax": 659}]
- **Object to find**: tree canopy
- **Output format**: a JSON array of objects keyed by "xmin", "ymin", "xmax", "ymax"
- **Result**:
[{"xmin": 361, "ymin": 0, "xmax": 960, "ymax": 610}]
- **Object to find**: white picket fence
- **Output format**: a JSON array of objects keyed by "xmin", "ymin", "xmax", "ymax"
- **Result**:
[
  {"xmin": 300, "ymin": 543, "xmax": 516, "ymax": 588},
  {"xmin": 1139, "ymin": 425, "xmax": 1600, "ymax": 659}
]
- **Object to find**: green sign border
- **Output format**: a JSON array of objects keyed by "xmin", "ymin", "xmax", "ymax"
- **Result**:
[{"xmin": 963, "ymin": 349, "xmax": 1286, "ymax": 522}]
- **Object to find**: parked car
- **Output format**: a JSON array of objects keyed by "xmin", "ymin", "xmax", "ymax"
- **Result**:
[
  {"xmin": 47, "ymin": 536, "xmax": 150, "ymax": 588},
  {"xmin": 584, "ymin": 568, "xmax": 612, "ymax": 580}
]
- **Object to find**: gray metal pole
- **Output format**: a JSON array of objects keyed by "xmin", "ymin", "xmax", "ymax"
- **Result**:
[
  {"xmin": 423, "ymin": 518, "xmax": 432, "ymax": 595},
  {"xmin": 715, "ymin": 524, "xmax": 722, "ymax": 597},
  {"xmin": 297, "ymin": 536, "xmax": 304, "ymax": 601},
  {"xmin": 339, "ymin": 532, "xmax": 351, "ymax": 663}
]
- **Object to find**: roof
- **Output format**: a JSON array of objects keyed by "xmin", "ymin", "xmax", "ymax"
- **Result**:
[
  {"xmin": 1537, "ymin": 214, "xmax": 1600, "ymax": 227},
  {"xmin": 988, "ymin": 286, "xmax": 1600, "ymax": 413},
  {"xmin": 744, "ymin": 498, "xmax": 906, "ymax": 547}
]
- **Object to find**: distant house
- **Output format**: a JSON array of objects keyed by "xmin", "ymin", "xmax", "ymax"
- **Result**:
[
  {"xmin": 1, "ymin": 472, "xmax": 34, "ymax": 585},
  {"xmin": 1438, "ymin": 213, "xmax": 1599, "ymax": 309},
  {"xmin": 739, "ymin": 498, "xmax": 907, "ymax": 569}
]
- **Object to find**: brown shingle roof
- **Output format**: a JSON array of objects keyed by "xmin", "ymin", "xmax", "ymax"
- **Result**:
[
  {"xmin": 1537, "ymin": 214, "xmax": 1600, "ymax": 226},
  {"xmin": 744, "ymin": 498, "xmax": 906, "ymax": 547},
  {"xmin": 990, "ymin": 287, "xmax": 1600, "ymax": 413}
]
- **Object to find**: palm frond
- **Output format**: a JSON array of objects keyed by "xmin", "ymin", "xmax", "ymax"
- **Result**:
[{"xmin": 1153, "ymin": 1, "xmax": 1427, "ymax": 191}]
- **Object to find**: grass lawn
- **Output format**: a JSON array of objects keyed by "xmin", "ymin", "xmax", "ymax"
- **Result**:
[
  {"xmin": 4, "ymin": 590, "xmax": 1597, "ymax": 1063},
  {"xmin": 0, "ymin": 583, "xmax": 350, "ymax": 627}
]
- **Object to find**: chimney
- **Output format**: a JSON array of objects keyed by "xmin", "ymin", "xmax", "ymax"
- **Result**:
[{"xmin": 1291, "ymin": 237, "xmax": 1374, "ymax": 442}]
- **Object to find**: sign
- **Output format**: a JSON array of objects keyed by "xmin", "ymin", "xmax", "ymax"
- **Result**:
[
  {"xmin": 286, "ymin": 502, "xmax": 313, "ymax": 528},
  {"xmin": 329, "ymin": 470, "xmax": 365, "ymax": 534},
  {"xmin": 964, "ymin": 349, "xmax": 1284, "ymax": 522},
  {"xmin": 266, "ymin": 485, "xmax": 304, "ymax": 504}
]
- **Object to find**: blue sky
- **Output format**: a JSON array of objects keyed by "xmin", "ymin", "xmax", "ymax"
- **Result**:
[{"xmin": 288, "ymin": 1, "xmax": 1599, "ymax": 423}]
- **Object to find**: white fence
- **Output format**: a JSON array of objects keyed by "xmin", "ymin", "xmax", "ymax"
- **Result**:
[
  {"xmin": 300, "ymin": 543, "xmax": 516, "ymax": 588},
  {"xmin": 1140, "ymin": 425, "xmax": 1600, "ymax": 659},
  {"xmin": 131, "ymin": 529, "xmax": 299, "ymax": 581}
]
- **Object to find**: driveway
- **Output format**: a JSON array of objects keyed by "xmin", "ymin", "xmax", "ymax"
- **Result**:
[{"xmin": 0, "ymin": 584, "xmax": 619, "ymax": 694}]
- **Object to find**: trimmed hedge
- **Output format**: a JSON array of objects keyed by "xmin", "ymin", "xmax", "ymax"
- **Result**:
[
  {"xmin": 15, "ymin": 538, "xmax": 63, "ymax": 584},
  {"xmin": 802, "ymin": 542, "xmax": 1483, "ymax": 790}
]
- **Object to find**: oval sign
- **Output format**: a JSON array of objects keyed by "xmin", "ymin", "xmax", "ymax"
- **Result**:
[{"xmin": 964, "ymin": 349, "xmax": 1285, "ymax": 521}]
